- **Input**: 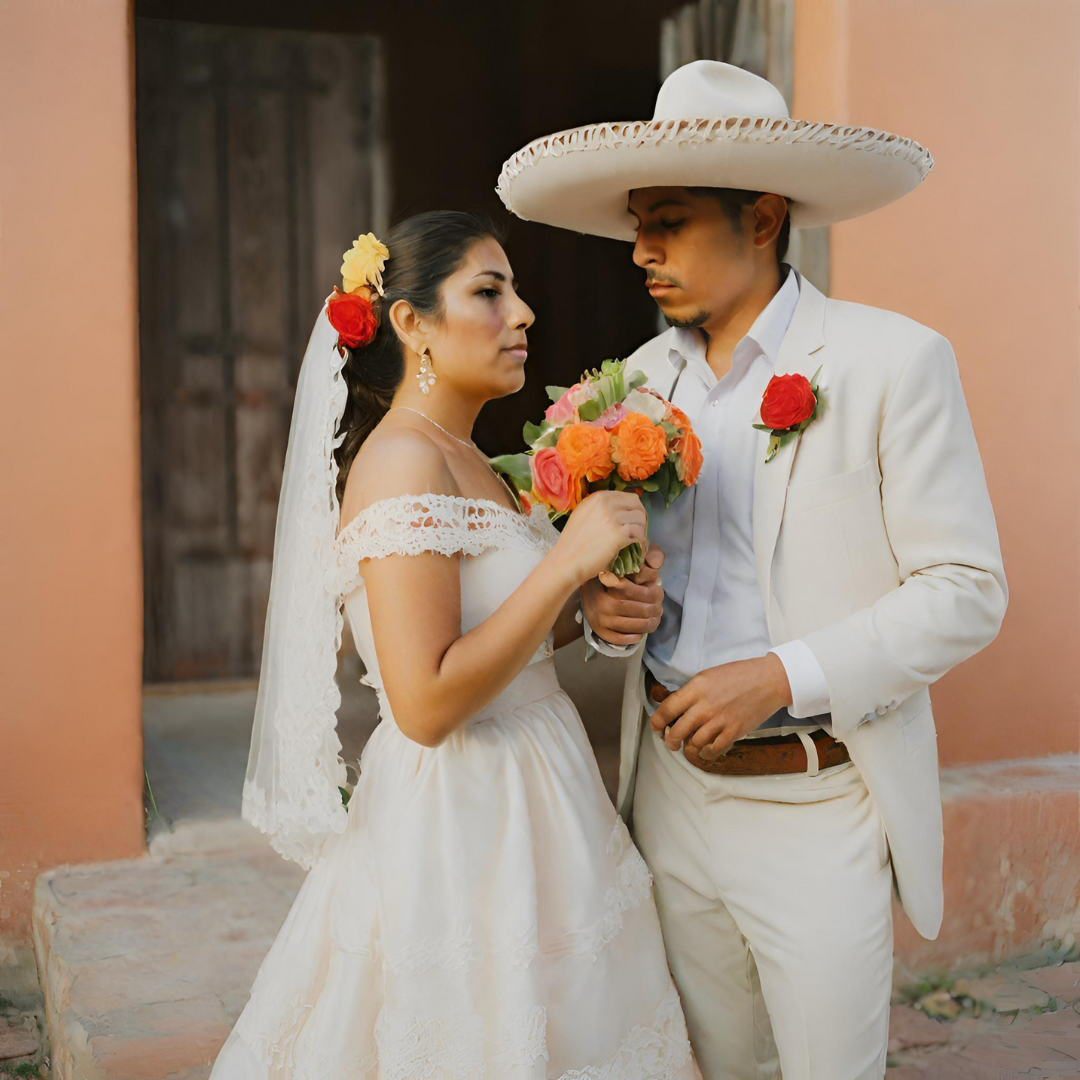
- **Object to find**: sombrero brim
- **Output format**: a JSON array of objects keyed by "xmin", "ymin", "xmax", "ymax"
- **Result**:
[{"xmin": 497, "ymin": 115, "xmax": 934, "ymax": 238}]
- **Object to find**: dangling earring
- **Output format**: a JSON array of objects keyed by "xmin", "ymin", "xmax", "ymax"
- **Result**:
[{"xmin": 417, "ymin": 349, "xmax": 436, "ymax": 395}]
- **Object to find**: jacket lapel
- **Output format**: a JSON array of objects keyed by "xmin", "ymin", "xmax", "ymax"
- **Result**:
[{"xmin": 752, "ymin": 274, "xmax": 828, "ymax": 614}]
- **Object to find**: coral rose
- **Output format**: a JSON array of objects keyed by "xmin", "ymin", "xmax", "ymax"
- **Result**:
[
  {"xmin": 760, "ymin": 373, "xmax": 817, "ymax": 431},
  {"xmin": 557, "ymin": 423, "xmax": 614, "ymax": 483},
  {"xmin": 341, "ymin": 232, "xmax": 389, "ymax": 296},
  {"xmin": 530, "ymin": 447, "xmax": 583, "ymax": 514},
  {"xmin": 326, "ymin": 287, "xmax": 378, "ymax": 348},
  {"xmin": 610, "ymin": 413, "xmax": 668, "ymax": 481}
]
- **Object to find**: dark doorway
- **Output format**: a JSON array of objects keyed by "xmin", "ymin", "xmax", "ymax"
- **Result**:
[{"xmin": 136, "ymin": 19, "xmax": 387, "ymax": 681}]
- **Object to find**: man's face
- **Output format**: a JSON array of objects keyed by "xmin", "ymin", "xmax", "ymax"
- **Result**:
[{"xmin": 627, "ymin": 186, "xmax": 759, "ymax": 330}]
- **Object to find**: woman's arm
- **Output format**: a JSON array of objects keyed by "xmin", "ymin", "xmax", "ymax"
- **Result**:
[
  {"xmin": 348, "ymin": 431, "xmax": 645, "ymax": 746},
  {"xmin": 553, "ymin": 595, "xmax": 585, "ymax": 651}
]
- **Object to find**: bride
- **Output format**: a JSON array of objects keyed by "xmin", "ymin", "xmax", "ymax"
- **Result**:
[{"xmin": 210, "ymin": 210, "xmax": 699, "ymax": 1078}]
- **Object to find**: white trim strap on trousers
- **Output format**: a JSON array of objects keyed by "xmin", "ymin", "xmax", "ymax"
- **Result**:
[{"xmin": 632, "ymin": 724, "xmax": 893, "ymax": 1080}]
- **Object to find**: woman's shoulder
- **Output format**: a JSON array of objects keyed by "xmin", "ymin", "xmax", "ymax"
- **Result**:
[{"xmin": 342, "ymin": 422, "xmax": 462, "ymax": 525}]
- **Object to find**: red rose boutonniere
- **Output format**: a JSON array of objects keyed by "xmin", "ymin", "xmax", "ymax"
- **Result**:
[{"xmin": 753, "ymin": 366, "xmax": 824, "ymax": 463}]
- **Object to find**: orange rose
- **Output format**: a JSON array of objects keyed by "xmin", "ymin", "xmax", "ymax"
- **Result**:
[
  {"xmin": 668, "ymin": 404, "xmax": 692, "ymax": 435},
  {"xmin": 610, "ymin": 413, "xmax": 668, "ymax": 481},
  {"xmin": 556, "ymin": 423, "xmax": 614, "ymax": 482},
  {"xmin": 673, "ymin": 428, "xmax": 703, "ymax": 486}
]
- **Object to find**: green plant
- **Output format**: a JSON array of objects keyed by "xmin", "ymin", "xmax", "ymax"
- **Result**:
[
  {"xmin": 143, "ymin": 768, "xmax": 173, "ymax": 835},
  {"xmin": 0, "ymin": 1062, "xmax": 44, "ymax": 1080}
]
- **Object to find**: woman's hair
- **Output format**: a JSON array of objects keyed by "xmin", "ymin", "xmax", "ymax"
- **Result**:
[{"xmin": 333, "ymin": 210, "xmax": 505, "ymax": 501}]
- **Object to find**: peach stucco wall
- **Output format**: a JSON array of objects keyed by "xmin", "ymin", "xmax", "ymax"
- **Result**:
[
  {"xmin": 794, "ymin": 0, "xmax": 1080, "ymax": 766},
  {"xmin": 0, "ymin": 0, "xmax": 145, "ymax": 952}
]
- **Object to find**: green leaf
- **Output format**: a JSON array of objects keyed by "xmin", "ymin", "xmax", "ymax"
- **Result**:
[
  {"xmin": 545, "ymin": 384, "xmax": 570, "ymax": 403},
  {"xmin": 488, "ymin": 453, "xmax": 533, "ymax": 491},
  {"xmin": 626, "ymin": 369, "xmax": 648, "ymax": 391},
  {"xmin": 637, "ymin": 478, "xmax": 660, "ymax": 492},
  {"xmin": 522, "ymin": 420, "xmax": 546, "ymax": 445},
  {"xmin": 752, "ymin": 423, "xmax": 773, "ymax": 432},
  {"xmin": 338, "ymin": 785, "xmax": 351, "ymax": 808},
  {"xmin": 522, "ymin": 421, "xmax": 558, "ymax": 449},
  {"xmin": 660, "ymin": 420, "xmax": 680, "ymax": 439},
  {"xmin": 577, "ymin": 398, "xmax": 603, "ymax": 422}
]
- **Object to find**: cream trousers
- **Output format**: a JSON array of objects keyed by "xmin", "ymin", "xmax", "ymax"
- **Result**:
[{"xmin": 632, "ymin": 721, "xmax": 893, "ymax": 1080}]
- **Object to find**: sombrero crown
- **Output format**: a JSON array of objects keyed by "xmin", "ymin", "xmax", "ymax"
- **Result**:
[{"xmin": 497, "ymin": 60, "xmax": 933, "ymax": 239}]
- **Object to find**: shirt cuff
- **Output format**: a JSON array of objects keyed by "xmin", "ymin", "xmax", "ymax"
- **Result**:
[
  {"xmin": 769, "ymin": 640, "xmax": 831, "ymax": 719},
  {"xmin": 582, "ymin": 613, "xmax": 641, "ymax": 659}
]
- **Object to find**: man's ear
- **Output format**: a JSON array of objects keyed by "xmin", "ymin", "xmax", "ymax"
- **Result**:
[{"xmin": 752, "ymin": 194, "xmax": 788, "ymax": 251}]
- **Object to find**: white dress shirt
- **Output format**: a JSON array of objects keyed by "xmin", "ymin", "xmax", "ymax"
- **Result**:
[{"xmin": 587, "ymin": 267, "xmax": 832, "ymax": 726}]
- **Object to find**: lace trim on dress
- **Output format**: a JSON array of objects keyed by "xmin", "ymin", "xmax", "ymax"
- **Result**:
[
  {"xmin": 328, "ymin": 494, "xmax": 559, "ymax": 597},
  {"xmin": 497, "ymin": 114, "xmax": 934, "ymax": 208},
  {"xmin": 374, "ymin": 1007, "xmax": 549, "ymax": 1080},
  {"xmin": 382, "ymin": 926, "xmax": 539, "ymax": 976},
  {"xmin": 370, "ymin": 982, "xmax": 690, "ymax": 1080},
  {"xmin": 551, "ymin": 818, "xmax": 654, "ymax": 963},
  {"xmin": 558, "ymin": 982, "xmax": 692, "ymax": 1080},
  {"xmin": 234, "ymin": 980, "xmax": 690, "ymax": 1080},
  {"xmin": 379, "ymin": 821, "xmax": 651, "ymax": 976}
]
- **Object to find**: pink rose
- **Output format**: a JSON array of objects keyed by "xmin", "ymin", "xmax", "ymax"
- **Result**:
[
  {"xmin": 589, "ymin": 403, "xmax": 627, "ymax": 430},
  {"xmin": 530, "ymin": 447, "xmax": 582, "ymax": 513},
  {"xmin": 545, "ymin": 388, "xmax": 579, "ymax": 425}
]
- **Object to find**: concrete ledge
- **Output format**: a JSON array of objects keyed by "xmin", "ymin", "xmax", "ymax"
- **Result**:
[{"xmin": 895, "ymin": 754, "xmax": 1080, "ymax": 976}]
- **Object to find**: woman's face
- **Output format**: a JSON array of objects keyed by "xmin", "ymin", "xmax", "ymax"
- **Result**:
[{"xmin": 423, "ymin": 237, "xmax": 535, "ymax": 400}]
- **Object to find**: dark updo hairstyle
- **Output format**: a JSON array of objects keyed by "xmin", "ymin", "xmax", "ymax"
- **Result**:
[{"xmin": 334, "ymin": 210, "xmax": 506, "ymax": 501}]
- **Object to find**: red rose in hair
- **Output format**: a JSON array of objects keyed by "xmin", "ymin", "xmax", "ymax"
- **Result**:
[
  {"xmin": 327, "ymin": 286, "xmax": 378, "ymax": 349},
  {"xmin": 759, "ymin": 373, "xmax": 817, "ymax": 431}
]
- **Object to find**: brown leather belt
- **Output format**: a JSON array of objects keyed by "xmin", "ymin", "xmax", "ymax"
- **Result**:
[{"xmin": 644, "ymin": 668, "xmax": 850, "ymax": 777}]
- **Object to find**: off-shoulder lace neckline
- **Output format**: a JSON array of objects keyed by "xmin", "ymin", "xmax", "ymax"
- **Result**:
[{"xmin": 335, "ymin": 493, "xmax": 529, "ymax": 547}]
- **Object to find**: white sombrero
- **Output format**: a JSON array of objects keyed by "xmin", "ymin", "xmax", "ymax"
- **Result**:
[{"xmin": 497, "ymin": 60, "xmax": 933, "ymax": 238}]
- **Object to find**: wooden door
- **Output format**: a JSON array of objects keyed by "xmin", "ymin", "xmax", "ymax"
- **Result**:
[{"xmin": 136, "ymin": 18, "xmax": 387, "ymax": 681}]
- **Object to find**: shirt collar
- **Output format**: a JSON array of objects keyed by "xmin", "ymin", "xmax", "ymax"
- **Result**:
[{"xmin": 667, "ymin": 265, "xmax": 801, "ymax": 375}]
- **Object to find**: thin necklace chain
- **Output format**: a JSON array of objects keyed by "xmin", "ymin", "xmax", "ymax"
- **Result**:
[
  {"xmin": 389, "ymin": 405, "xmax": 525, "ymax": 514},
  {"xmin": 391, "ymin": 406, "xmax": 476, "ymax": 449}
]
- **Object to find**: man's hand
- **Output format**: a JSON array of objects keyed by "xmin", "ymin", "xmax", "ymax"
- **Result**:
[
  {"xmin": 649, "ymin": 654, "xmax": 793, "ymax": 762},
  {"xmin": 580, "ymin": 546, "xmax": 665, "ymax": 646}
]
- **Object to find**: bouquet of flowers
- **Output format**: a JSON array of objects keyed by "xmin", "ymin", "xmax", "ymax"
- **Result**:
[{"xmin": 491, "ymin": 360, "xmax": 703, "ymax": 576}]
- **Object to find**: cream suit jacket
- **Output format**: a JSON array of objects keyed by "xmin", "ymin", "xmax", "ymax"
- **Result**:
[{"xmin": 614, "ymin": 273, "xmax": 1007, "ymax": 940}]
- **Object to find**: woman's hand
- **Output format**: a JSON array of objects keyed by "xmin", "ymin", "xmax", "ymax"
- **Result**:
[{"xmin": 553, "ymin": 491, "xmax": 648, "ymax": 586}]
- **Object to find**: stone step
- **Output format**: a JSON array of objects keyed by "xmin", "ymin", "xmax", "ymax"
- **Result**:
[{"xmin": 32, "ymin": 821, "xmax": 302, "ymax": 1080}]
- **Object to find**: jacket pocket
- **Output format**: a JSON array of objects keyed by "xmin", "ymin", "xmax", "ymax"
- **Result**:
[{"xmin": 785, "ymin": 458, "xmax": 881, "ymax": 513}]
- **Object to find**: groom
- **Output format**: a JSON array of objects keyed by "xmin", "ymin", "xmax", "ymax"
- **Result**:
[{"xmin": 499, "ymin": 62, "xmax": 1007, "ymax": 1078}]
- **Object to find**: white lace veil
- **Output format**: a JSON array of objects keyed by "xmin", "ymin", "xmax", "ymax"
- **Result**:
[{"xmin": 242, "ymin": 301, "xmax": 350, "ymax": 868}]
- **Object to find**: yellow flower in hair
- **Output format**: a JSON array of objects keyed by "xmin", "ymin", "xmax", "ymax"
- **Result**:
[{"xmin": 341, "ymin": 232, "xmax": 389, "ymax": 297}]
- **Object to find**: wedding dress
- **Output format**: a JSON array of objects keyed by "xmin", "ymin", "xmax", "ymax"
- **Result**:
[{"xmin": 210, "ymin": 493, "xmax": 700, "ymax": 1079}]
